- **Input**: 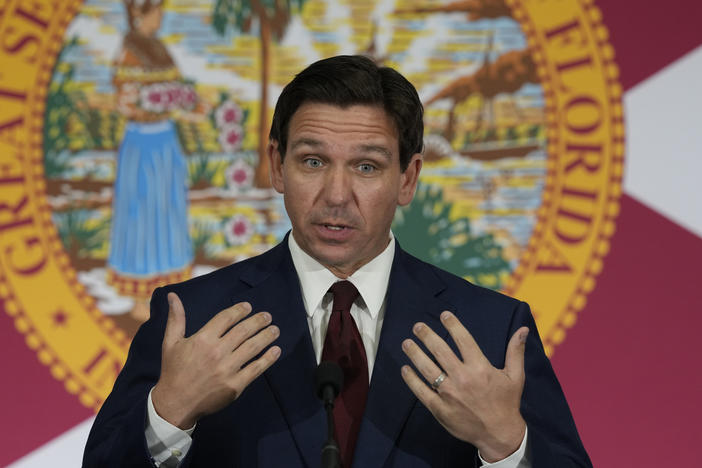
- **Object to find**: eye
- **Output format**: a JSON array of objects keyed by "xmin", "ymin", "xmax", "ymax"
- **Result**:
[
  {"xmin": 303, "ymin": 158, "xmax": 323, "ymax": 168},
  {"xmin": 358, "ymin": 163, "xmax": 376, "ymax": 174}
]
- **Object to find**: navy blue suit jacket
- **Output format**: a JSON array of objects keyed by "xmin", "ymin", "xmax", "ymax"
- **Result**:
[{"xmin": 84, "ymin": 239, "xmax": 591, "ymax": 467}]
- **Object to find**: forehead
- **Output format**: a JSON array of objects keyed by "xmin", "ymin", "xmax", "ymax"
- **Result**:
[{"xmin": 286, "ymin": 103, "xmax": 399, "ymax": 151}]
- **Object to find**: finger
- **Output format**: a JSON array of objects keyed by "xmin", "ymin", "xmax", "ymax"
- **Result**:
[
  {"xmin": 164, "ymin": 292, "xmax": 186, "ymax": 348},
  {"xmin": 228, "ymin": 324, "xmax": 280, "ymax": 370},
  {"xmin": 234, "ymin": 345, "xmax": 282, "ymax": 390},
  {"xmin": 504, "ymin": 327, "xmax": 529, "ymax": 381},
  {"xmin": 202, "ymin": 301, "xmax": 253, "ymax": 338},
  {"xmin": 412, "ymin": 322, "xmax": 463, "ymax": 375},
  {"xmin": 401, "ymin": 365, "xmax": 443, "ymax": 413},
  {"xmin": 221, "ymin": 311, "xmax": 273, "ymax": 352},
  {"xmin": 440, "ymin": 311, "xmax": 488, "ymax": 366},
  {"xmin": 402, "ymin": 338, "xmax": 444, "ymax": 385}
]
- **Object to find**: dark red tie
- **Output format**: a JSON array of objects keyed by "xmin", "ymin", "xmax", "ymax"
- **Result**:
[{"xmin": 321, "ymin": 281, "xmax": 368, "ymax": 468}]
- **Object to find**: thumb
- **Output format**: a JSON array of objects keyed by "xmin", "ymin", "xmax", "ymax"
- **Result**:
[
  {"xmin": 504, "ymin": 326, "xmax": 529, "ymax": 381},
  {"xmin": 163, "ymin": 292, "xmax": 186, "ymax": 348}
]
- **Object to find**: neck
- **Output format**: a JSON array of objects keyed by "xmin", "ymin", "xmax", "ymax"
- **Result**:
[{"xmin": 289, "ymin": 231, "xmax": 391, "ymax": 279}]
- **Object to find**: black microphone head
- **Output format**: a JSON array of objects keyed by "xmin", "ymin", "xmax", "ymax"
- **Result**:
[{"xmin": 315, "ymin": 361, "xmax": 344, "ymax": 401}]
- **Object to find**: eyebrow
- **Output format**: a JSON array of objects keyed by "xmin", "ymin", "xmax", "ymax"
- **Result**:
[
  {"xmin": 289, "ymin": 138, "xmax": 392, "ymax": 160},
  {"xmin": 358, "ymin": 144, "xmax": 392, "ymax": 159},
  {"xmin": 289, "ymin": 138, "xmax": 323, "ymax": 151}
]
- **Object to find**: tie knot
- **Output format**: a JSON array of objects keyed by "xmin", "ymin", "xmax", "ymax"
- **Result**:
[{"xmin": 329, "ymin": 280, "xmax": 359, "ymax": 312}]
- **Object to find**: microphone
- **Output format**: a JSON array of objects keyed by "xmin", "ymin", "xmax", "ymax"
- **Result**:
[{"xmin": 315, "ymin": 361, "xmax": 344, "ymax": 468}]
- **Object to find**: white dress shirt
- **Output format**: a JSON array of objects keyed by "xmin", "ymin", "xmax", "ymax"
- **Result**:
[{"xmin": 145, "ymin": 232, "xmax": 529, "ymax": 467}]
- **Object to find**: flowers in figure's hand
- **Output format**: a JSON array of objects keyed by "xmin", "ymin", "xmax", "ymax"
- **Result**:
[
  {"xmin": 138, "ymin": 82, "xmax": 197, "ymax": 113},
  {"xmin": 140, "ymin": 83, "xmax": 168, "ymax": 113},
  {"xmin": 179, "ymin": 85, "xmax": 197, "ymax": 110}
]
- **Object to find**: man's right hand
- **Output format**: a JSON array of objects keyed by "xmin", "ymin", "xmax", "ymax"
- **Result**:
[{"xmin": 151, "ymin": 292, "xmax": 281, "ymax": 429}]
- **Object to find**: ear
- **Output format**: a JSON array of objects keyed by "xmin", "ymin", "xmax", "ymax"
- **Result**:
[
  {"xmin": 398, "ymin": 153, "xmax": 423, "ymax": 206},
  {"xmin": 268, "ymin": 140, "xmax": 285, "ymax": 194}
]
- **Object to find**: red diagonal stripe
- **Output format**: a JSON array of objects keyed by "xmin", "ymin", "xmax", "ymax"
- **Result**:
[
  {"xmin": 551, "ymin": 194, "xmax": 702, "ymax": 465},
  {"xmin": 598, "ymin": 0, "xmax": 702, "ymax": 90},
  {"xmin": 0, "ymin": 306, "xmax": 92, "ymax": 466}
]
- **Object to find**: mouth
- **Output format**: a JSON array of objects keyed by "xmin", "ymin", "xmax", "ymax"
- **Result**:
[
  {"xmin": 314, "ymin": 222, "xmax": 355, "ymax": 240},
  {"xmin": 323, "ymin": 224, "xmax": 348, "ymax": 231}
]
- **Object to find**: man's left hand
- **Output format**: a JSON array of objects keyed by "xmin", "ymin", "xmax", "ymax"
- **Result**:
[{"xmin": 401, "ymin": 311, "xmax": 529, "ymax": 463}]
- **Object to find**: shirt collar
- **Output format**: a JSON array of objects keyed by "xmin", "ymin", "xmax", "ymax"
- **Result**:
[{"xmin": 288, "ymin": 231, "xmax": 395, "ymax": 320}]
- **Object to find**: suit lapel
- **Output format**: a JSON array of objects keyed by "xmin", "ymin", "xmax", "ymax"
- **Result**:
[
  {"xmin": 232, "ymin": 240, "xmax": 455, "ymax": 467},
  {"xmin": 235, "ymin": 240, "xmax": 324, "ymax": 468},
  {"xmin": 354, "ymin": 246, "xmax": 453, "ymax": 468}
]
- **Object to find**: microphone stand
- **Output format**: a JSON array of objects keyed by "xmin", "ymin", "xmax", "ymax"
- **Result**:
[
  {"xmin": 316, "ymin": 361, "xmax": 343, "ymax": 468},
  {"xmin": 321, "ymin": 392, "xmax": 341, "ymax": 468}
]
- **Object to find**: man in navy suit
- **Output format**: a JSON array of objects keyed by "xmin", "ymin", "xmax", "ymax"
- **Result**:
[{"xmin": 84, "ymin": 55, "xmax": 591, "ymax": 467}]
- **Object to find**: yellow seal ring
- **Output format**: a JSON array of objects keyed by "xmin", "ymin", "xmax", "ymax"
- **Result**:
[
  {"xmin": 0, "ymin": 0, "xmax": 127, "ymax": 411},
  {"xmin": 503, "ymin": 0, "xmax": 624, "ymax": 356}
]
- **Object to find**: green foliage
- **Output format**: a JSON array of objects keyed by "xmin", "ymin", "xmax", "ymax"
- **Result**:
[
  {"xmin": 505, "ymin": 126, "xmax": 519, "ymax": 141},
  {"xmin": 43, "ymin": 37, "xmax": 92, "ymax": 177},
  {"xmin": 54, "ymin": 210, "xmax": 110, "ymax": 257},
  {"xmin": 212, "ymin": 0, "xmax": 307, "ymax": 37},
  {"xmin": 175, "ymin": 120, "xmax": 202, "ymax": 155},
  {"xmin": 44, "ymin": 37, "xmax": 124, "ymax": 165},
  {"xmin": 191, "ymin": 220, "xmax": 217, "ymax": 258},
  {"xmin": 392, "ymin": 183, "xmax": 510, "ymax": 290},
  {"xmin": 188, "ymin": 153, "xmax": 227, "ymax": 188},
  {"xmin": 44, "ymin": 150, "xmax": 72, "ymax": 179},
  {"xmin": 463, "ymin": 131, "xmax": 473, "ymax": 145},
  {"xmin": 212, "ymin": 0, "xmax": 251, "ymax": 35},
  {"xmin": 84, "ymin": 107, "xmax": 122, "ymax": 150},
  {"xmin": 484, "ymin": 127, "xmax": 497, "ymax": 142}
]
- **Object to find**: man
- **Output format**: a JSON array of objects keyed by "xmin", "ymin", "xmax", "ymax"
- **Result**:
[{"xmin": 84, "ymin": 55, "xmax": 591, "ymax": 467}]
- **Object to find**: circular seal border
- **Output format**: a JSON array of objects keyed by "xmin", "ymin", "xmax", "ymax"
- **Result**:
[
  {"xmin": 503, "ymin": 0, "xmax": 624, "ymax": 355},
  {"xmin": 0, "ymin": 0, "xmax": 130, "ymax": 411}
]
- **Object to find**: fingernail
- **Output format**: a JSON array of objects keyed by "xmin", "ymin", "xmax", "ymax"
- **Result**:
[
  {"xmin": 271, "ymin": 346, "xmax": 281, "ymax": 358},
  {"xmin": 402, "ymin": 339, "xmax": 412, "ymax": 351},
  {"xmin": 270, "ymin": 325, "xmax": 279, "ymax": 337},
  {"xmin": 262, "ymin": 312, "xmax": 272, "ymax": 323},
  {"xmin": 401, "ymin": 365, "xmax": 410, "ymax": 376},
  {"xmin": 441, "ymin": 311, "xmax": 452, "ymax": 321},
  {"xmin": 520, "ymin": 329, "xmax": 529, "ymax": 343},
  {"xmin": 241, "ymin": 302, "xmax": 252, "ymax": 312},
  {"xmin": 413, "ymin": 323, "xmax": 424, "ymax": 334}
]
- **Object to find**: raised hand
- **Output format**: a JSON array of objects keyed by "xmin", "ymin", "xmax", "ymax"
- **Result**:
[
  {"xmin": 151, "ymin": 292, "xmax": 281, "ymax": 429},
  {"xmin": 401, "ymin": 311, "xmax": 528, "ymax": 463}
]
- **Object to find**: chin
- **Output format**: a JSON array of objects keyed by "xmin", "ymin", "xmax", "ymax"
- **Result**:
[
  {"xmin": 310, "ymin": 246, "xmax": 355, "ymax": 268},
  {"xmin": 314, "ymin": 247, "xmax": 351, "ymax": 264}
]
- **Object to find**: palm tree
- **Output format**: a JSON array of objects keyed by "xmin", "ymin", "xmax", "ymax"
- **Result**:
[{"xmin": 212, "ymin": 0, "xmax": 307, "ymax": 188}]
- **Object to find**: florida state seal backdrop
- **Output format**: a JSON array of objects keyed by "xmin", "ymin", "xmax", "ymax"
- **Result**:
[{"xmin": 1, "ymin": 0, "xmax": 700, "ymax": 465}]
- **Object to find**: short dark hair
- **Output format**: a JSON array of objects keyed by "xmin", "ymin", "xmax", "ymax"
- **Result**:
[{"xmin": 269, "ymin": 55, "xmax": 424, "ymax": 172}]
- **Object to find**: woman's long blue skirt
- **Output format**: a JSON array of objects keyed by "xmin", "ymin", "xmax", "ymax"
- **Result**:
[{"xmin": 108, "ymin": 120, "xmax": 192, "ymax": 280}]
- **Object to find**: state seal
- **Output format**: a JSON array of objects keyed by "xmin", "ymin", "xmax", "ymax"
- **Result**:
[{"xmin": 0, "ymin": 0, "xmax": 623, "ymax": 410}]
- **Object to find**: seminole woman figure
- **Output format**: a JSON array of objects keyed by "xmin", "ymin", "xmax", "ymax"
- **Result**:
[{"xmin": 109, "ymin": 0, "xmax": 195, "ymax": 321}]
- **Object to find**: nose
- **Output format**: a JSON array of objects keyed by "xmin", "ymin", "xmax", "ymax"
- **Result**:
[{"xmin": 321, "ymin": 166, "xmax": 352, "ymax": 206}]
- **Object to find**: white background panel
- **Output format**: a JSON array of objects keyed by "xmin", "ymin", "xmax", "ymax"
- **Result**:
[
  {"xmin": 9, "ymin": 417, "xmax": 95, "ymax": 468},
  {"xmin": 624, "ymin": 44, "xmax": 702, "ymax": 238}
]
